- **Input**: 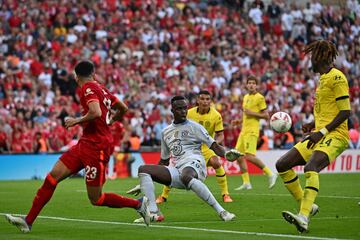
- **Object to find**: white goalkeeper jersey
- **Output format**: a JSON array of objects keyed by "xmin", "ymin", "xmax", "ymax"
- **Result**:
[{"xmin": 160, "ymin": 119, "xmax": 215, "ymax": 167}]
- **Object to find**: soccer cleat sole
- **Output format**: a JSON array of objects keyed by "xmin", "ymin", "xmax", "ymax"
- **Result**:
[{"xmin": 282, "ymin": 211, "xmax": 308, "ymax": 233}]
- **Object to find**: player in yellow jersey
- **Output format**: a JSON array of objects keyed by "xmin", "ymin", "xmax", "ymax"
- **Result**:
[
  {"xmin": 156, "ymin": 90, "xmax": 233, "ymax": 203},
  {"xmin": 232, "ymin": 75, "xmax": 277, "ymax": 190},
  {"xmin": 276, "ymin": 40, "xmax": 351, "ymax": 233}
]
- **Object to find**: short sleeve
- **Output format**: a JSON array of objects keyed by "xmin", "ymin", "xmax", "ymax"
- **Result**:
[
  {"xmin": 214, "ymin": 113, "xmax": 224, "ymax": 132},
  {"xmin": 332, "ymin": 74, "xmax": 349, "ymax": 100},
  {"xmin": 332, "ymin": 74, "xmax": 351, "ymax": 111},
  {"xmin": 194, "ymin": 123, "xmax": 215, "ymax": 148},
  {"xmin": 258, "ymin": 95, "xmax": 267, "ymax": 111},
  {"xmin": 160, "ymin": 131, "xmax": 170, "ymax": 159}
]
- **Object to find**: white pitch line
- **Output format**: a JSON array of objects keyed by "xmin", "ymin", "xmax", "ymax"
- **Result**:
[
  {"xmin": 74, "ymin": 190, "xmax": 360, "ymax": 200},
  {"xmin": 164, "ymin": 216, "xmax": 360, "ymax": 224},
  {"xmin": 0, "ymin": 213, "xmax": 352, "ymax": 240}
]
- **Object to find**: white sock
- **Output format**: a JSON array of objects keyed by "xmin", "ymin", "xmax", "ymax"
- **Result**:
[
  {"xmin": 188, "ymin": 178, "xmax": 224, "ymax": 214},
  {"xmin": 139, "ymin": 172, "xmax": 158, "ymax": 213}
]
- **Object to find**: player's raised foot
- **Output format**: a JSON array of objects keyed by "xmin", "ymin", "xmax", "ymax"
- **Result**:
[
  {"xmin": 126, "ymin": 184, "xmax": 141, "ymax": 196},
  {"xmin": 219, "ymin": 210, "xmax": 236, "ymax": 221},
  {"xmin": 222, "ymin": 194, "xmax": 233, "ymax": 203},
  {"xmin": 268, "ymin": 174, "xmax": 278, "ymax": 189},
  {"xmin": 310, "ymin": 203, "xmax": 319, "ymax": 217},
  {"xmin": 134, "ymin": 211, "xmax": 164, "ymax": 223},
  {"xmin": 136, "ymin": 196, "xmax": 150, "ymax": 226},
  {"xmin": 5, "ymin": 214, "xmax": 32, "ymax": 233},
  {"xmin": 156, "ymin": 195, "xmax": 167, "ymax": 204},
  {"xmin": 234, "ymin": 183, "xmax": 252, "ymax": 191},
  {"xmin": 282, "ymin": 211, "xmax": 309, "ymax": 233}
]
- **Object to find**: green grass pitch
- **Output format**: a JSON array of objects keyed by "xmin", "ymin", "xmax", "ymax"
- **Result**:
[{"xmin": 0, "ymin": 174, "xmax": 359, "ymax": 240}]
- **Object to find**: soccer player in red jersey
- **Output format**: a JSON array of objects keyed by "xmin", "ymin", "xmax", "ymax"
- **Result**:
[{"xmin": 5, "ymin": 60, "xmax": 150, "ymax": 233}]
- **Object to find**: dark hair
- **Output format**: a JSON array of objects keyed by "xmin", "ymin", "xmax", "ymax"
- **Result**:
[
  {"xmin": 304, "ymin": 40, "xmax": 338, "ymax": 65},
  {"xmin": 247, "ymin": 75, "xmax": 258, "ymax": 84},
  {"xmin": 171, "ymin": 95, "xmax": 186, "ymax": 104},
  {"xmin": 74, "ymin": 60, "xmax": 95, "ymax": 77},
  {"xmin": 198, "ymin": 90, "xmax": 211, "ymax": 96}
]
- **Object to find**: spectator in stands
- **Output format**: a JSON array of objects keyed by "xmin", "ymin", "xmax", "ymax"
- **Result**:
[
  {"xmin": 0, "ymin": 0, "xmax": 359, "ymax": 153},
  {"xmin": 34, "ymin": 132, "xmax": 48, "ymax": 154}
]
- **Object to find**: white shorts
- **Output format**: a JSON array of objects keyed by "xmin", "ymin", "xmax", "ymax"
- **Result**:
[{"xmin": 166, "ymin": 159, "xmax": 207, "ymax": 189}]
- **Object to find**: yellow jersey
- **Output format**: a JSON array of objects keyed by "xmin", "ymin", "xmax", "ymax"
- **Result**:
[
  {"xmin": 242, "ymin": 92, "xmax": 267, "ymax": 136},
  {"xmin": 187, "ymin": 106, "xmax": 224, "ymax": 138},
  {"xmin": 314, "ymin": 67, "xmax": 350, "ymax": 141}
]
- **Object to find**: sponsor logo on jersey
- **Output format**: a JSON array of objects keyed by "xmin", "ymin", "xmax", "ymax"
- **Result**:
[{"xmin": 84, "ymin": 88, "xmax": 94, "ymax": 96}]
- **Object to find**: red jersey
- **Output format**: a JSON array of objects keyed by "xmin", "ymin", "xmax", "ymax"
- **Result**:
[{"xmin": 79, "ymin": 81, "xmax": 119, "ymax": 149}]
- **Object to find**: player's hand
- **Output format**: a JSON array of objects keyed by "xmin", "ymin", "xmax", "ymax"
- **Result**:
[
  {"xmin": 65, "ymin": 117, "xmax": 79, "ymax": 129},
  {"xmin": 126, "ymin": 184, "xmax": 141, "ymax": 196},
  {"xmin": 301, "ymin": 131, "xmax": 324, "ymax": 149},
  {"xmin": 225, "ymin": 149, "xmax": 242, "ymax": 162},
  {"xmin": 302, "ymin": 122, "xmax": 314, "ymax": 135}
]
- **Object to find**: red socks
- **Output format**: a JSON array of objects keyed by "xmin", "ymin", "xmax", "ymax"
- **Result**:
[
  {"xmin": 96, "ymin": 193, "xmax": 140, "ymax": 209},
  {"xmin": 26, "ymin": 174, "xmax": 58, "ymax": 225}
]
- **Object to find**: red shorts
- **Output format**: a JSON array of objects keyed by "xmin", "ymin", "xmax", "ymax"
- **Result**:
[{"xmin": 60, "ymin": 141, "xmax": 111, "ymax": 186}]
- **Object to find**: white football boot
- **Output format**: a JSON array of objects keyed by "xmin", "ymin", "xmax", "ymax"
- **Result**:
[{"xmin": 5, "ymin": 214, "xmax": 32, "ymax": 233}]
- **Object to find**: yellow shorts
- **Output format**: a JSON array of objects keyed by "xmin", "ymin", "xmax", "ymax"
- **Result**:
[
  {"xmin": 294, "ymin": 134, "xmax": 348, "ymax": 163},
  {"xmin": 202, "ymin": 147, "xmax": 217, "ymax": 166},
  {"xmin": 235, "ymin": 133, "xmax": 258, "ymax": 155}
]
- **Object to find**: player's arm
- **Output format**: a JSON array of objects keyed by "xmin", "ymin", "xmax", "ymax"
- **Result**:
[
  {"xmin": 210, "ymin": 142, "xmax": 226, "ymax": 157},
  {"xmin": 109, "ymin": 99, "xmax": 128, "ymax": 125},
  {"xmin": 243, "ymin": 108, "xmax": 269, "ymax": 120},
  {"xmin": 214, "ymin": 131, "xmax": 224, "ymax": 145},
  {"xmin": 159, "ymin": 131, "xmax": 170, "ymax": 166},
  {"xmin": 214, "ymin": 114, "xmax": 225, "ymax": 145},
  {"xmin": 325, "ymin": 110, "xmax": 351, "ymax": 132},
  {"xmin": 302, "ymin": 121, "xmax": 315, "ymax": 134},
  {"xmin": 65, "ymin": 101, "xmax": 101, "ymax": 128},
  {"xmin": 325, "ymin": 75, "xmax": 351, "ymax": 132}
]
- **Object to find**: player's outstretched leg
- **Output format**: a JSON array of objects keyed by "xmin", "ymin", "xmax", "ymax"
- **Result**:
[
  {"xmin": 188, "ymin": 178, "xmax": 235, "ymax": 221},
  {"xmin": 25, "ymin": 173, "xmax": 58, "ymax": 226}
]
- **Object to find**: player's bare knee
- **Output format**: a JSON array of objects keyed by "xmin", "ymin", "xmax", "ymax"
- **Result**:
[
  {"xmin": 138, "ymin": 165, "xmax": 149, "ymax": 174},
  {"xmin": 180, "ymin": 174, "xmax": 193, "ymax": 187},
  {"xmin": 276, "ymin": 159, "xmax": 286, "ymax": 172}
]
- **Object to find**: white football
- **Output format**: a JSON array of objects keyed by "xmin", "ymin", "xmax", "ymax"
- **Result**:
[{"xmin": 270, "ymin": 111, "xmax": 292, "ymax": 133}]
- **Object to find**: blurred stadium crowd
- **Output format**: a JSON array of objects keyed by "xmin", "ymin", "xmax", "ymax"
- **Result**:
[{"xmin": 0, "ymin": 0, "xmax": 360, "ymax": 154}]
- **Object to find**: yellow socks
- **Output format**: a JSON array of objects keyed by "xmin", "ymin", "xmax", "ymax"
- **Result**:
[
  {"xmin": 241, "ymin": 172, "xmax": 250, "ymax": 185},
  {"xmin": 262, "ymin": 166, "xmax": 273, "ymax": 176},
  {"xmin": 215, "ymin": 167, "xmax": 229, "ymax": 196},
  {"xmin": 300, "ymin": 171, "xmax": 319, "ymax": 217},
  {"xmin": 279, "ymin": 169, "xmax": 304, "ymax": 204},
  {"xmin": 161, "ymin": 185, "xmax": 171, "ymax": 199}
]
